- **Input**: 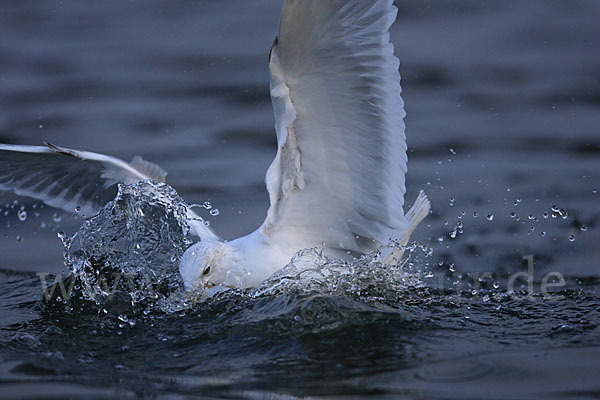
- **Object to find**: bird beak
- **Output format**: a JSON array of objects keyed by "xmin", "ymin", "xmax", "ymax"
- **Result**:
[{"xmin": 203, "ymin": 282, "xmax": 237, "ymax": 291}]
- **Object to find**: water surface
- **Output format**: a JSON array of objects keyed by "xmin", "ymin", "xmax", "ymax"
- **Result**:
[{"xmin": 0, "ymin": 1, "xmax": 599, "ymax": 398}]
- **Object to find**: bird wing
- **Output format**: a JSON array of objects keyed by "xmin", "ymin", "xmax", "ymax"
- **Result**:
[
  {"xmin": 0, "ymin": 143, "xmax": 218, "ymax": 242},
  {"xmin": 261, "ymin": 0, "xmax": 411, "ymax": 255}
]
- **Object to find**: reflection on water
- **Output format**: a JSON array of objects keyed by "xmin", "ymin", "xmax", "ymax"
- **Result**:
[{"xmin": 0, "ymin": 0, "xmax": 599, "ymax": 398}]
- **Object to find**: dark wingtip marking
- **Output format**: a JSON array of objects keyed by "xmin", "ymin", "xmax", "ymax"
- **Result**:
[
  {"xmin": 269, "ymin": 36, "xmax": 278, "ymax": 62},
  {"xmin": 44, "ymin": 142, "xmax": 81, "ymax": 159}
]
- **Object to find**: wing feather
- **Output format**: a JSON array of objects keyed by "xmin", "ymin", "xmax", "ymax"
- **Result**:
[
  {"xmin": 0, "ymin": 143, "xmax": 164, "ymax": 217},
  {"xmin": 0, "ymin": 143, "xmax": 219, "ymax": 242},
  {"xmin": 261, "ymin": 0, "xmax": 410, "ymax": 255}
]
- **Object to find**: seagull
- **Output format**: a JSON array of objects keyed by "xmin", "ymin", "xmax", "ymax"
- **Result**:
[{"xmin": 0, "ymin": 0, "xmax": 430, "ymax": 291}]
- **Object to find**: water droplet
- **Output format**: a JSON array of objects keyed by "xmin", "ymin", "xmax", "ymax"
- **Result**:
[
  {"xmin": 449, "ymin": 147, "xmax": 457, "ymax": 155},
  {"xmin": 40, "ymin": 221, "xmax": 47, "ymax": 229},
  {"xmin": 473, "ymin": 211, "xmax": 478, "ymax": 218},
  {"xmin": 209, "ymin": 208, "xmax": 220, "ymax": 216},
  {"xmin": 202, "ymin": 201, "xmax": 212, "ymax": 210},
  {"xmin": 580, "ymin": 225, "xmax": 588, "ymax": 232},
  {"xmin": 75, "ymin": 206, "xmax": 81, "ymax": 213},
  {"xmin": 593, "ymin": 189, "xmax": 597, "ymax": 194},
  {"xmin": 568, "ymin": 235, "xmax": 575, "ymax": 242},
  {"xmin": 57, "ymin": 231, "xmax": 66, "ymax": 240},
  {"xmin": 16, "ymin": 235, "xmax": 23, "ymax": 242},
  {"xmin": 52, "ymin": 213, "xmax": 62, "ymax": 223},
  {"xmin": 448, "ymin": 264, "xmax": 456, "ymax": 272},
  {"xmin": 510, "ymin": 212, "xmax": 516, "ymax": 218},
  {"xmin": 449, "ymin": 197, "xmax": 455, "ymax": 206},
  {"xmin": 528, "ymin": 214, "xmax": 535, "ymax": 220},
  {"xmin": 541, "ymin": 231, "xmax": 547, "ymax": 237},
  {"xmin": 17, "ymin": 209, "xmax": 27, "ymax": 221},
  {"xmin": 493, "ymin": 281, "xmax": 500, "ymax": 289},
  {"xmin": 486, "ymin": 214, "xmax": 494, "ymax": 221}
]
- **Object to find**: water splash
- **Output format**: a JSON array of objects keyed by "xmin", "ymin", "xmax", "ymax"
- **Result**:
[
  {"xmin": 50, "ymin": 180, "xmax": 585, "ymax": 328},
  {"xmin": 61, "ymin": 180, "xmax": 192, "ymax": 311},
  {"xmin": 51, "ymin": 180, "xmax": 437, "ymax": 317},
  {"xmin": 17, "ymin": 208, "xmax": 27, "ymax": 222},
  {"xmin": 254, "ymin": 243, "xmax": 432, "ymax": 302}
]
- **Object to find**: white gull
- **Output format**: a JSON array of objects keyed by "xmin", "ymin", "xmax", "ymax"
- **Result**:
[{"xmin": 0, "ymin": 0, "xmax": 430, "ymax": 291}]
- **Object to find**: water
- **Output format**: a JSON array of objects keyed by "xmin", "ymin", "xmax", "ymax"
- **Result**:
[
  {"xmin": 1, "ymin": 0, "xmax": 599, "ymax": 398},
  {"xmin": 61, "ymin": 181, "xmax": 191, "ymax": 311}
]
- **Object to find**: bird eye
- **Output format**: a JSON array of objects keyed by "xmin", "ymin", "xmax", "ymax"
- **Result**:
[{"xmin": 202, "ymin": 266, "xmax": 211, "ymax": 276}]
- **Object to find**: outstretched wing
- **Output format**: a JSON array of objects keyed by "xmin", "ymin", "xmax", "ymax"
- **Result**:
[
  {"xmin": 0, "ymin": 143, "xmax": 167, "ymax": 217},
  {"xmin": 0, "ymin": 143, "xmax": 219, "ymax": 242},
  {"xmin": 262, "ymin": 0, "xmax": 409, "ymax": 255}
]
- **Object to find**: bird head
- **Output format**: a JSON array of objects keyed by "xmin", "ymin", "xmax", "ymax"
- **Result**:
[{"xmin": 179, "ymin": 241, "xmax": 246, "ymax": 291}]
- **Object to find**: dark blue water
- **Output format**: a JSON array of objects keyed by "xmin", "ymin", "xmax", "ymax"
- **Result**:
[{"xmin": 1, "ymin": 1, "xmax": 599, "ymax": 398}]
